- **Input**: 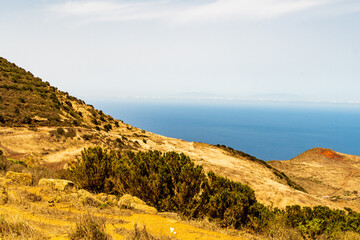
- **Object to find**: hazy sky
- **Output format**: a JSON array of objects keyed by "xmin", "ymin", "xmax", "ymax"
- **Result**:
[{"xmin": 1, "ymin": 0, "xmax": 359, "ymax": 104}]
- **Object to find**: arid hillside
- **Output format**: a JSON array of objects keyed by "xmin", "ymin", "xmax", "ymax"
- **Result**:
[
  {"xmin": 0, "ymin": 57, "xmax": 358, "ymax": 213},
  {"xmin": 269, "ymin": 148, "xmax": 360, "ymax": 211}
]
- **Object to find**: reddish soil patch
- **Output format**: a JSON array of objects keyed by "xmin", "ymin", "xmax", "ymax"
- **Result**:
[{"xmin": 319, "ymin": 149, "xmax": 345, "ymax": 162}]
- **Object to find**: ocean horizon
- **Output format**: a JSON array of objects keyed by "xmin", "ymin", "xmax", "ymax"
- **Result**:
[{"xmin": 91, "ymin": 100, "xmax": 360, "ymax": 161}]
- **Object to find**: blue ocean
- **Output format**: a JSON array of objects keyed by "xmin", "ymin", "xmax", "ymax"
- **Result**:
[{"xmin": 92, "ymin": 101, "xmax": 360, "ymax": 161}]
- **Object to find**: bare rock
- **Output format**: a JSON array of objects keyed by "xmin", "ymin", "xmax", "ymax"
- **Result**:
[
  {"xmin": 78, "ymin": 189, "xmax": 104, "ymax": 207},
  {"xmin": 38, "ymin": 178, "xmax": 75, "ymax": 191},
  {"xmin": 118, "ymin": 194, "xmax": 157, "ymax": 214}
]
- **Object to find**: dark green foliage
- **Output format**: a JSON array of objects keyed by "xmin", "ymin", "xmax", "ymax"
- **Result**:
[
  {"xmin": 82, "ymin": 134, "xmax": 93, "ymax": 140},
  {"xmin": 65, "ymin": 100, "xmax": 72, "ymax": 107},
  {"xmin": 284, "ymin": 205, "xmax": 360, "ymax": 239},
  {"xmin": 69, "ymin": 147, "xmax": 115, "ymax": 192},
  {"xmin": 103, "ymin": 124, "xmax": 112, "ymax": 132},
  {"xmin": 197, "ymin": 171, "xmax": 257, "ymax": 228},
  {"xmin": 0, "ymin": 57, "xmax": 86, "ymax": 127},
  {"xmin": 69, "ymin": 147, "xmax": 264, "ymax": 229},
  {"xmin": 92, "ymin": 119, "xmax": 99, "ymax": 125},
  {"xmin": 116, "ymin": 138, "xmax": 124, "ymax": 146},
  {"xmin": 68, "ymin": 146, "xmax": 360, "ymax": 237},
  {"xmin": 57, "ymin": 127, "xmax": 65, "ymax": 136}
]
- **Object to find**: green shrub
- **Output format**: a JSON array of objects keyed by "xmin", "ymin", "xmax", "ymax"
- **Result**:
[
  {"xmin": 69, "ymin": 147, "xmax": 260, "ymax": 229},
  {"xmin": 65, "ymin": 100, "xmax": 72, "ymax": 107},
  {"xmin": 67, "ymin": 147, "xmax": 360, "ymax": 236},
  {"xmin": 69, "ymin": 147, "xmax": 115, "ymax": 192},
  {"xmin": 103, "ymin": 124, "xmax": 112, "ymax": 132},
  {"xmin": 57, "ymin": 127, "xmax": 65, "ymax": 136}
]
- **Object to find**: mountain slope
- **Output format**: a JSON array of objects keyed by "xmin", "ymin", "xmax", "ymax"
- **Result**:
[
  {"xmin": 269, "ymin": 148, "xmax": 360, "ymax": 211},
  {"xmin": 0, "ymin": 57, "xmax": 353, "ymax": 211}
]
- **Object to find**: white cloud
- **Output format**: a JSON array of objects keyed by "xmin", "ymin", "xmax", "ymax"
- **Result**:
[{"xmin": 47, "ymin": 0, "xmax": 360, "ymax": 23}]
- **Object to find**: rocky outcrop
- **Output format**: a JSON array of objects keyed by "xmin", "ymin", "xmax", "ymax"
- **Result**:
[
  {"xmin": 38, "ymin": 178, "xmax": 75, "ymax": 191},
  {"xmin": 118, "ymin": 194, "xmax": 157, "ymax": 214}
]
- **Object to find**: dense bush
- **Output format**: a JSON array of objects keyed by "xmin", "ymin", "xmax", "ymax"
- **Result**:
[
  {"xmin": 69, "ymin": 147, "xmax": 260, "ymax": 229},
  {"xmin": 285, "ymin": 205, "xmax": 360, "ymax": 238},
  {"xmin": 68, "ymin": 147, "xmax": 360, "ymax": 238}
]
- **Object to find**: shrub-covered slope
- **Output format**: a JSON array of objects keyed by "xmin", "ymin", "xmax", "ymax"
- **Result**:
[{"xmin": 0, "ymin": 57, "xmax": 117, "ymax": 129}]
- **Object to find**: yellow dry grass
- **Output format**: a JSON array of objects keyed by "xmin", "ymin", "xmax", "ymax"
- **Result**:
[{"xmin": 0, "ymin": 180, "xmax": 247, "ymax": 240}]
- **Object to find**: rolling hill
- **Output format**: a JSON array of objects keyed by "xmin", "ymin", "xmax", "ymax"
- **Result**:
[
  {"xmin": 1, "ymin": 57, "xmax": 360, "ymax": 239},
  {"xmin": 1, "ymin": 57, "xmax": 358, "ymax": 211}
]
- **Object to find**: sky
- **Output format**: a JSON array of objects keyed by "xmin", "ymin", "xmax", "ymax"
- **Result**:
[{"xmin": 0, "ymin": 0, "xmax": 360, "ymax": 104}]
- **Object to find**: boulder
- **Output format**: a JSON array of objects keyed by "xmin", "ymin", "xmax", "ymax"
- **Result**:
[
  {"xmin": 5, "ymin": 171, "xmax": 32, "ymax": 185},
  {"xmin": 38, "ymin": 179, "xmax": 75, "ymax": 191},
  {"xmin": 118, "ymin": 194, "xmax": 157, "ymax": 214},
  {"xmin": 78, "ymin": 189, "xmax": 104, "ymax": 207}
]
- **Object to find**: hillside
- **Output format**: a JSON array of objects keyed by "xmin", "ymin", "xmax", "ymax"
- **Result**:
[
  {"xmin": 269, "ymin": 148, "xmax": 360, "ymax": 211},
  {"xmin": 1, "ymin": 57, "xmax": 360, "ymax": 223}
]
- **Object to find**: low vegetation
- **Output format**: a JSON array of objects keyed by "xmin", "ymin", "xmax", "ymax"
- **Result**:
[
  {"xmin": 70, "ymin": 215, "xmax": 111, "ymax": 240},
  {"xmin": 0, "ymin": 57, "xmax": 119, "ymax": 130},
  {"xmin": 68, "ymin": 147, "xmax": 360, "ymax": 239},
  {"xmin": 0, "ymin": 214, "xmax": 44, "ymax": 239},
  {"xmin": 121, "ymin": 224, "xmax": 174, "ymax": 240}
]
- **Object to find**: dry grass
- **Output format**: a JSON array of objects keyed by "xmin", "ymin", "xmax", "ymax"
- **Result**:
[
  {"xmin": 0, "ymin": 214, "xmax": 46, "ymax": 240},
  {"xmin": 116, "ymin": 224, "xmax": 175, "ymax": 240},
  {"xmin": 69, "ymin": 214, "xmax": 112, "ymax": 240},
  {"xmin": 269, "ymin": 147, "xmax": 360, "ymax": 211}
]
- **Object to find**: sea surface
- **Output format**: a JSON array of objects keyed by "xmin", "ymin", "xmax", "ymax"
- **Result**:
[{"xmin": 92, "ymin": 101, "xmax": 360, "ymax": 161}]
